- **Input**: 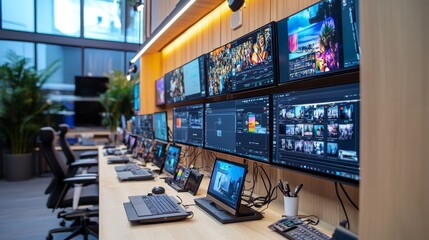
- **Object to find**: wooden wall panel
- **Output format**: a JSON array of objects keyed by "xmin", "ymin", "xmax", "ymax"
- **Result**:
[
  {"xmin": 150, "ymin": 0, "xmax": 179, "ymax": 34},
  {"xmin": 142, "ymin": 0, "xmax": 360, "ymax": 232},
  {"xmin": 359, "ymin": 0, "xmax": 429, "ymax": 239}
]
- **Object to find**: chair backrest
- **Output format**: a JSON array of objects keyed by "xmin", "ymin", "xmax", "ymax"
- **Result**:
[
  {"xmin": 39, "ymin": 127, "xmax": 69, "ymax": 210},
  {"xmin": 58, "ymin": 124, "xmax": 76, "ymax": 165}
]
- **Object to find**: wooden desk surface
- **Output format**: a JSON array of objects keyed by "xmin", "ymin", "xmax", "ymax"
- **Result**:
[{"xmin": 98, "ymin": 146, "xmax": 333, "ymax": 239}]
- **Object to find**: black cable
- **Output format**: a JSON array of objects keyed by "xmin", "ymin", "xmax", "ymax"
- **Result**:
[
  {"xmin": 339, "ymin": 183, "xmax": 359, "ymax": 210},
  {"xmin": 335, "ymin": 182, "xmax": 350, "ymax": 230}
]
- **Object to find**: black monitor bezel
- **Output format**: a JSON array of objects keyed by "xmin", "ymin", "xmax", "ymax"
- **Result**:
[
  {"xmin": 153, "ymin": 111, "xmax": 168, "ymax": 142},
  {"xmin": 165, "ymin": 55, "xmax": 207, "ymax": 105},
  {"xmin": 163, "ymin": 144, "xmax": 182, "ymax": 177},
  {"xmin": 203, "ymin": 95, "xmax": 271, "ymax": 163},
  {"xmin": 206, "ymin": 21, "xmax": 278, "ymax": 98},
  {"xmin": 206, "ymin": 158, "xmax": 248, "ymax": 216},
  {"xmin": 270, "ymin": 82, "xmax": 360, "ymax": 185},
  {"xmin": 276, "ymin": 0, "xmax": 360, "ymax": 85},
  {"xmin": 172, "ymin": 103, "xmax": 205, "ymax": 147}
]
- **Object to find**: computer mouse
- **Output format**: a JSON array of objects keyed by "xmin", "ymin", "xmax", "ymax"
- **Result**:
[{"xmin": 151, "ymin": 186, "xmax": 165, "ymax": 194}]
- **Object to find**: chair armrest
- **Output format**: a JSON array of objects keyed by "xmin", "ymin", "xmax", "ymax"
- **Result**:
[
  {"xmin": 79, "ymin": 151, "xmax": 99, "ymax": 159},
  {"xmin": 71, "ymin": 159, "xmax": 98, "ymax": 168},
  {"xmin": 64, "ymin": 176, "xmax": 97, "ymax": 185},
  {"xmin": 74, "ymin": 173, "xmax": 98, "ymax": 178}
]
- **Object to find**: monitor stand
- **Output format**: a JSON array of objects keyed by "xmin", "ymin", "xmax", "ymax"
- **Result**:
[{"xmin": 194, "ymin": 197, "xmax": 263, "ymax": 224}]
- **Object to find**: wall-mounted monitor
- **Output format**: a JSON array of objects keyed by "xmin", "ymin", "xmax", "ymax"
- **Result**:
[
  {"xmin": 204, "ymin": 95, "xmax": 270, "ymax": 162},
  {"xmin": 173, "ymin": 103, "xmax": 204, "ymax": 147},
  {"xmin": 272, "ymin": 83, "xmax": 360, "ymax": 183},
  {"xmin": 165, "ymin": 55, "xmax": 206, "ymax": 104},
  {"xmin": 139, "ymin": 114, "xmax": 153, "ymax": 139},
  {"xmin": 155, "ymin": 77, "xmax": 165, "ymax": 105},
  {"xmin": 207, "ymin": 22, "xmax": 276, "ymax": 97},
  {"xmin": 134, "ymin": 81, "xmax": 140, "ymax": 112},
  {"xmin": 153, "ymin": 111, "xmax": 168, "ymax": 142},
  {"xmin": 277, "ymin": 0, "xmax": 360, "ymax": 83}
]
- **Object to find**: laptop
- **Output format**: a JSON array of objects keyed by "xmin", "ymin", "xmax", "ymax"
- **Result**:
[
  {"xmin": 194, "ymin": 158, "xmax": 262, "ymax": 224},
  {"xmin": 107, "ymin": 155, "xmax": 130, "ymax": 164},
  {"xmin": 124, "ymin": 194, "xmax": 190, "ymax": 223},
  {"xmin": 117, "ymin": 167, "xmax": 154, "ymax": 181}
]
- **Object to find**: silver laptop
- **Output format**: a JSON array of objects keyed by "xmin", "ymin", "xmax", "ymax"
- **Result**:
[
  {"xmin": 117, "ymin": 168, "xmax": 154, "ymax": 181},
  {"xmin": 124, "ymin": 194, "xmax": 190, "ymax": 223}
]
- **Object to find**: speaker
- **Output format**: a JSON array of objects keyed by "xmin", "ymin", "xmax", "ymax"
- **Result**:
[
  {"xmin": 230, "ymin": 9, "xmax": 242, "ymax": 30},
  {"xmin": 228, "ymin": 0, "xmax": 244, "ymax": 12}
]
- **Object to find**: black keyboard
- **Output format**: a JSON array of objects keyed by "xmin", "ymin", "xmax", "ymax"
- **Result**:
[
  {"xmin": 269, "ymin": 217, "xmax": 331, "ymax": 240},
  {"xmin": 142, "ymin": 195, "xmax": 180, "ymax": 215},
  {"xmin": 131, "ymin": 168, "xmax": 150, "ymax": 176}
]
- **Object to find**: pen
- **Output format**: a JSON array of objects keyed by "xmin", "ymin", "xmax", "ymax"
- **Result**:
[
  {"xmin": 292, "ymin": 184, "xmax": 303, "ymax": 197},
  {"xmin": 284, "ymin": 181, "xmax": 291, "ymax": 197}
]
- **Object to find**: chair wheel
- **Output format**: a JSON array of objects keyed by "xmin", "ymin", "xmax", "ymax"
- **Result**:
[
  {"xmin": 59, "ymin": 220, "xmax": 65, "ymax": 227},
  {"xmin": 46, "ymin": 234, "xmax": 53, "ymax": 240}
]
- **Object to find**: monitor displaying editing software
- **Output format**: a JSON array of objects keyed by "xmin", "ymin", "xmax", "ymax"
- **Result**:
[
  {"xmin": 272, "ymin": 83, "xmax": 360, "ymax": 183},
  {"xmin": 207, "ymin": 158, "xmax": 247, "ymax": 215},
  {"xmin": 140, "ymin": 114, "xmax": 153, "ymax": 139},
  {"xmin": 173, "ymin": 103, "xmax": 204, "ymax": 147},
  {"xmin": 152, "ymin": 141, "xmax": 167, "ymax": 172},
  {"xmin": 153, "ymin": 111, "xmax": 168, "ymax": 142},
  {"xmin": 163, "ymin": 145, "xmax": 182, "ymax": 177},
  {"xmin": 205, "ymin": 95, "xmax": 270, "ymax": 162},
  {"xmin": 207, "ymin": 22, "xmax": 276, "ymax": 97},
  {"xmin": 165, "ymin": 56, "xmax": 206, "ymax": 104},
  {"xmin": 277, "ymin": 0, "xmax": 360, "ymax": 83}
]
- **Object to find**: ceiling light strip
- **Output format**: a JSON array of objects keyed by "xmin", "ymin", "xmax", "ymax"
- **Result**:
[{"xmin": 130, "ymin": 0, "xmax": 196, "ymax": 63}]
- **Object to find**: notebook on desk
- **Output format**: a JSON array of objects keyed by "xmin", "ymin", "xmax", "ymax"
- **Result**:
[{"xmin": 124, "ymin": 194, "xmax": 190, "ymax": 223}]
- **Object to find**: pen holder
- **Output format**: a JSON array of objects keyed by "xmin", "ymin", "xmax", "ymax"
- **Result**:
[{"xmin": 284, "ymin": 196, "xmax": 299, "ymax": 217}]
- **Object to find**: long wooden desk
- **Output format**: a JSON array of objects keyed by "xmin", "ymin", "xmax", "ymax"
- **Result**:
[{"xmin": 98, "ymin": 146, "xmax": 333, "ymax": 239}]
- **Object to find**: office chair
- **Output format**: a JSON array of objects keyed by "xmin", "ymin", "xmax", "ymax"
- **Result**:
[
  {"xmin": 58, "ymin": 124, "xmax": 99, "ymax": 161},
  {"xmin": 40, "ymin": 127, "xmax": 99, "ymax": 240}
]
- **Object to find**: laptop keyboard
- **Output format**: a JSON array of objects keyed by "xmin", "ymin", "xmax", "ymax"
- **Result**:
[
  {"xmin": 142, "ymin": 195, "xmax": 180, "ymax": 215},
  {"xmin": 125, "ymin": 164, "xmax": 140, "ymax": 171},
  {"xmin": 131, "ymin": 168, "xmax": 150, "ymax": 176}
]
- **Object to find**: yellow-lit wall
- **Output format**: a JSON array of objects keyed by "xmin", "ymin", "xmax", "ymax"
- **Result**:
[{"xmin": 140, "ymin": 0, "xmax": 359, "ymax": 231}]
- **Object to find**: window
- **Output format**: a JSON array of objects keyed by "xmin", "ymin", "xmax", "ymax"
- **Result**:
[
  {"xmin": 84, "ymin": 48, "xmax": 124, "ymax": 76},
  {"xmin": 0, "ymin": 40, "xmax": 34, "ymax": 66},
  {"xmin": 1, "ymin": 0, "xmax": 35, "ymax": 32},
  {"xmin": 126, "ymin": 4, "xmax": 143, "ymax": 44},
  {"xmin": 37, "ymin": 44, "xmax": 82, "ymax": 90},
  {"xmin": 37, "ymin": 0, "xmax": 81, "ymax": 37},
  {"xmin": 83, "ymin": 0, "xmax": 125, "ymax": 42}
]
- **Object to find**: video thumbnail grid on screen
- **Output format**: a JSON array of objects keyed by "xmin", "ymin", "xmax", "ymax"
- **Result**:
[
  {"xmin": 204, "ymin": 96, "xmax": 270, "ymax": 162},
  {"xmin": 272, "ymin": 84, "xmax": 360, "ymax": 181},
  {"xmin": 139, "ymin": 114, "xmax": 154, "ymax": 139},
  {"xmin": 207, "ymin": 23, "xmax": 275, "ymax": 97}
]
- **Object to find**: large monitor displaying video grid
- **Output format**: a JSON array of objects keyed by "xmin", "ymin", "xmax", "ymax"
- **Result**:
[
  {"xmin": 205, "ymin": 95, "xmax": 270, "ymax": 162},
  {"xmin": 139, "ymin": 114, "xmax": 153, "ymax": 139},
  {"xmin": 207, "ymin": 22, "xmax": 276, "ymax": 97},
  {"xmin": 277, "ymin": 0, "xmax": 360, "ymax": 83},
  {"xmin": 272, "ymin": 83, "xmax": 360, "ymax": 183},
  {"xmin": 173, "ymin": 103, "xmax": 204, "ymax": 147},
  {"xmin": 165, "ymin": 56, "xmax": 206, "ymax": 104}
]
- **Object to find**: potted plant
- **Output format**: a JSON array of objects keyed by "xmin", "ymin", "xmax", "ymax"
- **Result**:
[
  {"xmin": 99, "ymin": 70, "xmax": 137, "ymax": 142},
  {"xmin": 0, "ymin": 51, "xmax": 59, "ymax": 181}
]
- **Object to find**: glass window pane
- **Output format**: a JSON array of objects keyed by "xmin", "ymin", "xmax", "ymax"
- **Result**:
[
  {"xmin": 0, "ymin": 40, "xmax": 34, "ymax": 66},
  {"xmin": 84, "ymin": 48, "xmax": 124, "ymax": 76},
  {"xmin": 84, "ymin": 0, "xmax": 125, "ymax": 42},
  {"xmin": 1, "ymin": 0, "xmax": 35, "ymax": 32},
  {"xmin": 126, "ymin": 4, "xmax": 143, "ymax": 44},
  {"xmin": 37, "ymin": 0, "xmax": 81, "ymax": 37},
  {"xmin": 37, "ymin": 44, "xmax": 82, "ymax": 90}
]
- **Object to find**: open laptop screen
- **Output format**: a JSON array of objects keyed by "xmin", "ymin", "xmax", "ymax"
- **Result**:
[
  {"xmin": 163, "ymin": 145, "xmax": 182, "ymax": 177},
  {"xmin": 206, "ymin": 158, "xmax": 247, "ymax": 215}
]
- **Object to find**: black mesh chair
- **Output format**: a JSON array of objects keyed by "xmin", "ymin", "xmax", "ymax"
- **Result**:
[
  {"xmin": 58, "ymin": 124, "xmax": 99, "ymax": 164},
  {"xmin": 40, "ymin": 127, "xmax": 99, "ymax": 240}
]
